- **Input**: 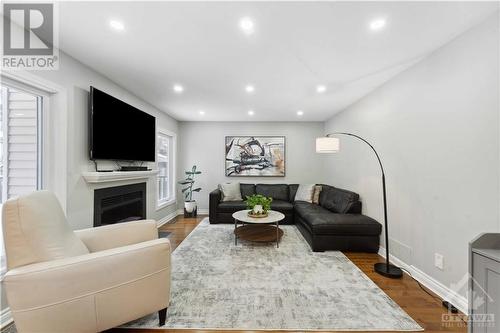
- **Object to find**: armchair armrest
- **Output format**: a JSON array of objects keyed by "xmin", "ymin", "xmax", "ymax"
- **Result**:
[
  {"xmin": 3, "ymin": 238, "xmax": 171, "ymax": 313},
  {"xmin": 75, "ymin": 219, "xmax": 158, "ymax": 252},
  {"xmin": 209, "ymin": 188, "xmax": 222, "ymax": 224}
]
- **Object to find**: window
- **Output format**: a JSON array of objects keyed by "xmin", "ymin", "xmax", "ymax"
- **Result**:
[
  {"xmin": 157, "ymin": 130, "xmax": 175, "ymax": 209},
  {"xmin": 0, "ymin": 84, "xmax": 42, "ymax": 201},
  {"xmin": 0, "ymin": 82, "xmax": 45, "ymax": 274}
]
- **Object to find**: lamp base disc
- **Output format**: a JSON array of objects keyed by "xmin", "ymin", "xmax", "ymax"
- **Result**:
[{"xmin": 374, "ymin": 262, "xmax": 403, "ymax": 279}]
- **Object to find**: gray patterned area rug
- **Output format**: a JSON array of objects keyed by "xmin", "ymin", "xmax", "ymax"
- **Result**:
[{"xmin": 124, "ymin": 219, "xmax": 423, "ymax": 331}]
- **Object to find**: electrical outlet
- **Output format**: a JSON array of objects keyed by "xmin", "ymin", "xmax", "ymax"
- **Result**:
[{"xmin": 435, "ymin": 253, "xmax": 444, "ymax": 270}]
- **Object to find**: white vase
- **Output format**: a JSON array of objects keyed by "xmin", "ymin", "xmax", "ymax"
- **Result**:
[
  {"xmin": 185, "ymin": 201, "xmax": 197, "ymax": 213},
  {"xmin": 253, "ymin": 204, "xmax": 263, "ymax": 214}
]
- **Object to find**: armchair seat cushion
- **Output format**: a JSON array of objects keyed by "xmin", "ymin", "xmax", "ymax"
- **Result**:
[
  {"xmin": 294, "ymin": 202, "xmax": 381, "ymax": 236},
  {"xmin": 4, "ymin": 238, "xmax": 171, "ymax": 311},
  {"xmin": 218, "ymin": 201, "xmax": 247, "ymax": 212}
]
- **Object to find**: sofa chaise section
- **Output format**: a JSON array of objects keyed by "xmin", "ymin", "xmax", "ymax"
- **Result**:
[{"xmin": 294, "ymin": 201, "xmax": 381, "ymax": 252}]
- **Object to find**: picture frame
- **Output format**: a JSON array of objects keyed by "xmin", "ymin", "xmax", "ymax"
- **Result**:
[{"xmin": 225, "ymin": 136, "xmax": 286, "ymax": 177}]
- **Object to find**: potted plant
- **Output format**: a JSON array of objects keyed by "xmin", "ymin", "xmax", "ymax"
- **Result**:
[
  {"xmin": 245, "ymin": 194, "xmax": 273, "ymax": 217},
  {"xmin": 178, "ymin": 165, "xmax": 201, "ymax": 217}
]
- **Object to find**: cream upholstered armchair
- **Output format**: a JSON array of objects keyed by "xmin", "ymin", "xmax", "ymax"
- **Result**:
[{"xmin": 2, "ymin": 190, "xmax": 171, "ymax": 333}]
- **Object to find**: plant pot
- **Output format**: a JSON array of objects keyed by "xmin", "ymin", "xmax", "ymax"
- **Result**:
[
  {"xmin": 252, "ymin": 204, "xmax": 264, "ymax": 215},
  {"xmin": 184, "ymin": 201, "xmax": 197, "ymax": 218}
]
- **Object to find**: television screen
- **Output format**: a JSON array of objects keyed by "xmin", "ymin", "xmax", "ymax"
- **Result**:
[{"xmin": 89, "ymin": 87, "xmax": 156, "ymax": 162}]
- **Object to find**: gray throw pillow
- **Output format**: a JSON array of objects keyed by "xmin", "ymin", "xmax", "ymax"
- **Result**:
[
  {"xmin": 219, "ymin": 182, "xmax": 243, "ymax": 202},
  {"xmin": 294, "ymin": 184, "xmax": 315, "ymax": 203}
]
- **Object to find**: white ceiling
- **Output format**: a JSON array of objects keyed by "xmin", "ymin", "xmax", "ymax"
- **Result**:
[{"xmin": 58, "ymin": 1, "xmax": 498, "ymax": 122}]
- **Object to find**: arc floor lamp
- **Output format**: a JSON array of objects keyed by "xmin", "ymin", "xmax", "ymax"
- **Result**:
[{"xmin": 316, "ymin": 132, "xmax": 403, "ymax": 279}]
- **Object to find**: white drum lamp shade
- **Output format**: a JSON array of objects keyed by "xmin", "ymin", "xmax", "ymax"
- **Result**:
[{"xmin": 316, "ymin": 137, "xmax": 340, "ymax": 153}]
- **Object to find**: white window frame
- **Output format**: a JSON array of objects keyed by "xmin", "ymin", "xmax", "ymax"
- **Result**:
[{"xmin": 156, "ymin": 128, "xmax": 176, "ymax": 210}]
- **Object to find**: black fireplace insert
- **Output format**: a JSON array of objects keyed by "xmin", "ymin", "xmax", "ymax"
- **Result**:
[{"xmin": 94, "ymin": 183, "xmax": 146, "ymax": 227}]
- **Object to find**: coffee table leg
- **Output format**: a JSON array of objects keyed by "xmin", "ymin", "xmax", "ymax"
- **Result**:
[
  {"xmin": 276, "ymin": 220, "xmax": 279, "ymax": 248},
  {"xmin": 234, "ymin": 218, "xmax": 237, "ymax": 245}
]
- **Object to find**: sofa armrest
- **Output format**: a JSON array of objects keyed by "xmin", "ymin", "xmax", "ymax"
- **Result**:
[
  {"xmin": 3, "ymin": 238, "xmax": 171, "ymax": 313},
  {"xmin": 75, "ymin": 219, "xmax": 158, "ymax": 252},
  {"xmin": 347, "ymin": 201, "xmax": 362, "ymax": 214},
  {"xmin": 209, "ymin": 189, "xmax": 222, "ymax": 223}
]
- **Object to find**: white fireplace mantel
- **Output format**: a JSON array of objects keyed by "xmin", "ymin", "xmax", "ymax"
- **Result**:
[{"xmin": 82, "ymin": 170, "xmax": 159, "ymax": 184}]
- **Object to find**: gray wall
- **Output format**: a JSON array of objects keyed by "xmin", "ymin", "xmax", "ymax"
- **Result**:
[
  {"xmin": 177, "ymin": 121, "xmax": 325, "ymax": 210},
  {"xmin": 323, "ymin": 14, "xmax": 499, "ymax": 295}
]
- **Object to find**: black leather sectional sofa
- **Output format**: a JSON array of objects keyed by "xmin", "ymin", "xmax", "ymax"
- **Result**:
[{"xmin": 209, "ymin": 184, "xmax": 382, "ymax": 252}]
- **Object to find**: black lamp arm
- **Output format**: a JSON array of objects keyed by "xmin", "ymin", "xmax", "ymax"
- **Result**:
[{"xmin": 325, "ymin": 132, "xmax": 385, "ymax": 176}]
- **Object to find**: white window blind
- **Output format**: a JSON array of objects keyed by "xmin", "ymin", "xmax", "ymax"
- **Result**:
[{"xmin": 1, "ymin": 86, "xmax": 41, "ymax": 201}]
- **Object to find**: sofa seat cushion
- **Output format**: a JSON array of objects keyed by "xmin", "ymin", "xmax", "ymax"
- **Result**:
[
  {"xmin": 256, "ymin": 184, "xmax": 289, "ymax": 201},
  {"xmin": 217, "ymin": 201, "xmax": 247, "ymax": 212},
  {"xmin": 270, "ymin": 200, "xmax": 294, "ymax": 212},
  {"xmin": 294, "ymin": 202, "xmax": 381, "ymax": 236}
]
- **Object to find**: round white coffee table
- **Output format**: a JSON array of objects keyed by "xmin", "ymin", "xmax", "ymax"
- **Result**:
[{"xmin": 232, "ymin": 210, "xmax": 285, "ymax": 248}]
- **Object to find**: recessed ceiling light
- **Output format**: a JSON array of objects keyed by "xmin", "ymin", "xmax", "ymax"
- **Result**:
[
  {"xmin": 245, "ymin": 85, "xmax": 255, "ymax": 93},
  {"xmin": 173, "ymin": 84, "xmax": 184, "ymax": 93},
  {"xmin": 109, "ymin": 20, "xmax": 125, "ymax": 31},
  {"xmin": 316, "ymin": 85, "xmax": 327, "ymax": 93},
  {"xmin": 297, "ymin": 110, "xmax": 304, "ymax": 116},
  {"xmin": 199, "ymin": 110, "xmax": 205, "ymax": 115},
  {"xmin": 239, "ymin": 17, "xmax": 255, "ymax": 35},
  {"xmin": 370, "ymin": 18, "xmax": 386, "ymax": 31},
  {"xmin": 248, "ymin": 110, "xmax": 255, "ymax": 116}
]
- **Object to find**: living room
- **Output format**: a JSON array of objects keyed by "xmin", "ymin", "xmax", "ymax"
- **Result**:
[{"xmin": 1, "ymin": 1, "xmax": 499, "ymax": 333}]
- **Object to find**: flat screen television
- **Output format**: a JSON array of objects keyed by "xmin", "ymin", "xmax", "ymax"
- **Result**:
[{"xmin": 89, "ymin": 86, "xmax": 156, "ymax": 162}]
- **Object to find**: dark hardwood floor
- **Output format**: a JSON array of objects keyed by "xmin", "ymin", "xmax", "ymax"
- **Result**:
[{"xmin": 110, "ymin": 215, "xmax": 467, "ymax": 333}]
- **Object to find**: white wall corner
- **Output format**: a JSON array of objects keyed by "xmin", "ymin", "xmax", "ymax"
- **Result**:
[{"xmin": 378, "ymin": 246, "xmax": 468, "ymax": 314}]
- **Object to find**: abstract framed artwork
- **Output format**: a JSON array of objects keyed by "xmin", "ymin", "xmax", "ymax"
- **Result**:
[{"xmin": 225, "ymin": 136, "xmax": 285, "ymax": 177}]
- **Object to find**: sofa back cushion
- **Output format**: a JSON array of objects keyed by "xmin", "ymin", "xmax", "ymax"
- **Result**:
[
  {"xmin": 288, "ymin": 184, "xmax": 299, "ymax": 202},
  {"xmin": 240, "ymin": 183, "xmax": 256, "ymax": 199},
  {"xmin": 256, "ymin": 184, "xmax": 289, "ymax": 202},
  {"xmin": 319, "ymin": 185, "xmax": 360, "ymax": 213}
]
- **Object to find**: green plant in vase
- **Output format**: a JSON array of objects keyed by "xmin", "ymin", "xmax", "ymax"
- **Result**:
[
  {"xmin": 178, "ymin": 165, "xmax": 201, "ymax": 217},
  {"xmin": 245, "ymin": 194, "xmax": 273, "ymax": 216}
]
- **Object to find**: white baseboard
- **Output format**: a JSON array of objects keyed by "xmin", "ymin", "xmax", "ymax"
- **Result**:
[
  {"xmin": 176, "ymin": 208, "xmax": 209, "ymax": 216},
  {"xmin": 378, "ymin": 247, "xmax": 468, "ymax": 314},
  {"xmin": 156, "ymin": 210, "xmax": 179, "ymax": 227},
  {"xmin": 156, "ymin": 209, "xmax": 209, "ymax": 228},
  {"xmin": 1, "ymin": 307, "xmax": 13, "ymax": 330}
]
